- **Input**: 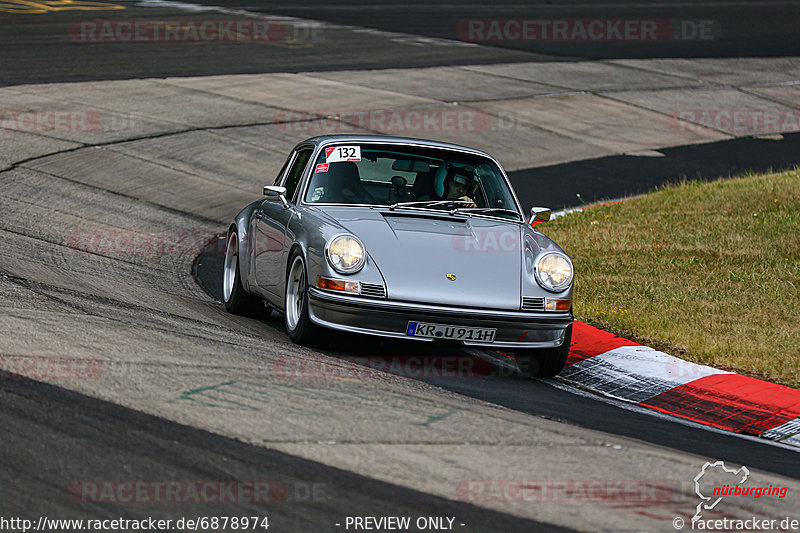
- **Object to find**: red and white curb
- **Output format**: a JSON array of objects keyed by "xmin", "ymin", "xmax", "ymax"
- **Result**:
[{"xmin": 561, "ymin": 321, "xmax": 800, "ymax": 448}]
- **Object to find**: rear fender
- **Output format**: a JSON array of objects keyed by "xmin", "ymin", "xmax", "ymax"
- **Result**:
[{"xmin": 232, "ymin": 200, "xmax": 262, "ymax": 292}]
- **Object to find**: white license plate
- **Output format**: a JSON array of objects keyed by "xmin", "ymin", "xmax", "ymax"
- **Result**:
[{"xmin": 405, "ymin": 321, "xmax": 497, "ymax": 342}]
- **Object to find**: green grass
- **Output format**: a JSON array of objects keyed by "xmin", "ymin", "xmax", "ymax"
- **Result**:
[{"xmin": 543, "ymin": 168, "xmax": 800, "ymax": 387}]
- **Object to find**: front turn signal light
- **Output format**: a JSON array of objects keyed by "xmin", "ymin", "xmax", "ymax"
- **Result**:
[
  {"xmin": 317, "ymin": 276, "xmax": 360, "ymax": 294},
  {"xmin": 545, "ymin": 298, "xmax": 572, "ymax": 311}
]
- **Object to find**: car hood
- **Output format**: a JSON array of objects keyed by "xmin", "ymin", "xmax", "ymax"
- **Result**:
[{"xmin": 324, "ymin": 207, "xmax": 523, "ymax": 310}]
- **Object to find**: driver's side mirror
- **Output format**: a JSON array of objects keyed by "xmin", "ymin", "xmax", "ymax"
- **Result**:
[
  {"xmin": 529, "ymin": 207, "xmax": 551, "ymax": 224},
  {"xmin": 264, "ymin": 185, "xmax": 286, "ymax": 197},
  {"xmin": 264, "ymin": 185, "xmax": 289, "ymax": 208}
]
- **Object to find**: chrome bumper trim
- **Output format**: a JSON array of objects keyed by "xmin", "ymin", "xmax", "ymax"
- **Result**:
[{"xmin": 308, "ymin": 287, "xmax": 570, "ymax": 322}]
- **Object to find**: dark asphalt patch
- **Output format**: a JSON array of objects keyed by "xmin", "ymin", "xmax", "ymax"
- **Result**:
[
  {"xmin": 0, "ymin": 4, "xmax": 531, "ymax": 87},
  {"xmin": 4, "ymin": 1, "xmax": 799, "ymax": 87},
  {"xmin": 509, "ymin": 132, "xmax": 800, "ymax": 210},
  {"xmin": 235, "ymin": 0, "xmax": 800, "ymax": 59}
]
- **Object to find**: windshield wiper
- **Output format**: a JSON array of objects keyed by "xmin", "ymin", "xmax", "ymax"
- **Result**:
[
  {"xmin": 448, "ymin": 207, "xmax": 523, "ymax": 220},
  {"xmin": 388, "ymin": 200, "xmax": 473, "ymax": 211}
]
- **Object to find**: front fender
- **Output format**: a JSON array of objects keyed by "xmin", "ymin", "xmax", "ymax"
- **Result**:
[
  {"xmin": 522, "ymin": 225, "xmax": 574, "ymax": 300},
  {"xmin": 286, "ymin": 207, "xmax": 388, "ymax": 299}
]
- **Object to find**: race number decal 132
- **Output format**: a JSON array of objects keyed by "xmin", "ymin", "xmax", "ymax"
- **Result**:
[{"xmin": 325, "ymin": 146, "xmax": 361, "ymax": 162}]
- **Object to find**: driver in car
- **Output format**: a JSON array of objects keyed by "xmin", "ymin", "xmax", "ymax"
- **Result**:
[{"xmin": 423, "ymin": 163, "xmax": 479, "ymax": 207}]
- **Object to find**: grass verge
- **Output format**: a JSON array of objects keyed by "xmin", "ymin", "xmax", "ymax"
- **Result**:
[{"xmin": 543, "ymin": 168, "xmax": 800, "ymax": 387}]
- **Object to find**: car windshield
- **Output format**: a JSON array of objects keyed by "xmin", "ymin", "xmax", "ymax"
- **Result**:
[{"xmin": 304, "ymin": 143, "xmax": 521, "ymax": 220}]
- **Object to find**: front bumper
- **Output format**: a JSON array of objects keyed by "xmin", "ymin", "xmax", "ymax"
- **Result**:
[{"xmin": 308, "ymin": 288, "xmax": 572, "ymax": 348}]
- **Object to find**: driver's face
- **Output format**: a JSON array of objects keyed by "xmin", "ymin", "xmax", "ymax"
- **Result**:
[{"xmin": 447, "ymin": 180, "xmax": 469, "ymax": 199}]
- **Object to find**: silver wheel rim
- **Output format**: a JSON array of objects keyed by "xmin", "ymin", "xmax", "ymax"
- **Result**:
[
  {"xmin": 223, "ymin": 232, "xmax": 238, "ymax": 303},
  {"xmin": 286, "ymin": 256, "xmax": 305, "ymax": 331}
]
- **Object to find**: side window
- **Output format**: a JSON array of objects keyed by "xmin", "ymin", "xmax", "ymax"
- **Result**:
[
  {"xmin": 282, "ymin": 148, "xmax": 313, "ymax": 202},
  {"xmin": 273, "ymin": 155, "xmax": 292, "ymax": 185}
]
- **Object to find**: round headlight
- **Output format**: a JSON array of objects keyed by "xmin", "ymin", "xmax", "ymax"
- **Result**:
[
  {"xmin": 534, "ymin": 252, "xmax": 573, "ymax": 292},
  {"xmin": 326, "ymin": 234, "xmax": 365, "ymax": 274}
]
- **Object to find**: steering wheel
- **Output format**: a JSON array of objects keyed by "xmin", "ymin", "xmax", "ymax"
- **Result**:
[{"xmin": 389, "ymin": 175, "xmax": 414, "ymax": 203}]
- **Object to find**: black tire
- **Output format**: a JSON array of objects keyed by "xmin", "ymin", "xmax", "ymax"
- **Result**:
[
  {"xmin": 284, "ymin": 250, "xmax": 321, "ymax": 345},
  {"xmin": 222, "ymin": 229, "xmax": 263, "ymax": 317},
  {"xmin": 515, "ymin": 323, "xmax": 573, "ymax": 378}
]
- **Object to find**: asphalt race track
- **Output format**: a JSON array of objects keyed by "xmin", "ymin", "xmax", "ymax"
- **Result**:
[
  {"xmin": 239, "ymin": 0, "xmax": 800, "ymax": 59},
  {"xmin": 3, "ymin": 0, "xmax": 799, "ymax": 85},
  {"xmin": 1, "ymin": 1, "xmax": 800, "ymax": 531}
]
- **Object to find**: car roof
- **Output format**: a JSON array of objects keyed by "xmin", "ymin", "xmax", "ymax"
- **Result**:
[{"xmin": 295, "ymin": 134, "xmax": 492, "ymax": 158}]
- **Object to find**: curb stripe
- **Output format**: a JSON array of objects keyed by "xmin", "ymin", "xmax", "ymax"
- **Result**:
[
  {"xmin": 639, "ymin": 375, "xmax": 800, "ymax": 434},
  {"xmin": 566, "ymin": 321, "xmax": 800, "ymax": 449},
  {"xmin": 763, "ymin": 418, "xmax": 800, "ymax": 444},
  {"xmin": 562, "ymin": 345, "xmax": 730, "ymax": 403},
  {"xmin": 566, "ymin": 321, "xmax": 640, "ymax": 366}
]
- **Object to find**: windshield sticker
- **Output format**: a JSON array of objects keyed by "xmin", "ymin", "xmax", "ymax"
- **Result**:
[
  {"xmin": 325, "ymin": 146, "xmax": 361, "ymax": 162},
  {"xmin": 315, "ymin": 163, "xmax": 329, "ymax": 173}
]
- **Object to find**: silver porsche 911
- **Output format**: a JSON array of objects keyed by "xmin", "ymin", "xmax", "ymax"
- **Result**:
[{"xmin": 223, "ymin": 135, "xmax": 574, "ymax": 377}]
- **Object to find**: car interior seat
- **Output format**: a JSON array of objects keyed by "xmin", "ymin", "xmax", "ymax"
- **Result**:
[
  {"xmin": 321, "ymin": 162, "xmax": 376, "ymax": 204},
  {"xmin": 411, "ymin": 169, "xmax": 437, "ymax": 201}
]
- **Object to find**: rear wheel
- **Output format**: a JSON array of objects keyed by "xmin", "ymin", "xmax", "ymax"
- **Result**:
[
  {"xmin": 223, "ymin": 229, "xmax": 263, "ymax": 317},
  {"xmin": 515, "ymin": 323, "xmax": 573, "ymax": 378},
  {"xmin": 284, "ymin": 251, "xmax": 321, "ymax": 345}
]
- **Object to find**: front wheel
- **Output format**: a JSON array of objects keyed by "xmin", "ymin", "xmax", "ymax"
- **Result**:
[
  {"xmin": 284, "ymin": 251, "xmax": 321, "ymax": 345},
  {"xmin": 514, "ymin": 323, "xmax": 573, "ymax": 378}
]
